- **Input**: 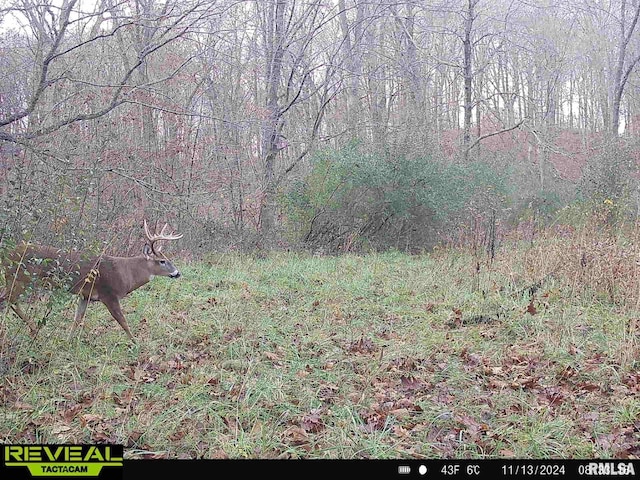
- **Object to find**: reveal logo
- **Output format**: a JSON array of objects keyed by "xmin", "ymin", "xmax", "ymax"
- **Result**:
[{"xmin": 3, "ymin": 445, "xmax": 123, "ymax": 478}]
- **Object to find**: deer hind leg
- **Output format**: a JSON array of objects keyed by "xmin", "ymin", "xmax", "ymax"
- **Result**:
[
  {"xmin": 71, "ymin": 297, "xmax": 89, "ymax": 335},
  {"xmin": 10, "ymin": 303, "xmax": 39, "ymax": 337},
  {"xmin": 101, "ymin": 297, "xmax": 135, "ymax": 342}
]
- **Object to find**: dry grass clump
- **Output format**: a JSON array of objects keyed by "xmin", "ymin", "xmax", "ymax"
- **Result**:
[
  {"xmin": 485, "ymin": 213, "xmax": 640, "ymax": 370},
  {"xmin": 496, "ymin": 214, "xmax": 640, "ymax": 311}
]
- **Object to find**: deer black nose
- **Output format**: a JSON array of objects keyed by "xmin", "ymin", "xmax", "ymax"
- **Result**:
[{"xmin": 170, "ymin": 271, "xmax": 181, "ymax": 279}]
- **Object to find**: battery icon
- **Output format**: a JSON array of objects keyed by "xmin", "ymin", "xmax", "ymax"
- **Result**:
[{"xmin": 398, "ymin": 465, "xmax": 411, "ymax": 474}]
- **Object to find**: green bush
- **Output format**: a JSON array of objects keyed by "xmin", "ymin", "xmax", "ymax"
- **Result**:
[{"xmin": 281, "ymin": 144, "xmax": 511, "ymax": 252}]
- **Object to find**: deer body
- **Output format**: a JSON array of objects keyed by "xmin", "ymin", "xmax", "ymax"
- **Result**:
[
  {"xmin": 0, "ymin": 221, "xmax": 182, "ymax": 341},
  {"xmin": 76, "ymin": 255, "xmax": 181, "ymax": 299}
]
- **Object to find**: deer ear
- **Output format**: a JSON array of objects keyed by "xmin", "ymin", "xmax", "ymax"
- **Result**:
[{"xmin": 143, "ymin": 244, "xmax": 153, "ymax": 259}]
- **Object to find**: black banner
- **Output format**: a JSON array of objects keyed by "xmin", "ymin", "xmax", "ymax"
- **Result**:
[
  {"xmin": 2, "ymin": 446, "xmax": 638, "ymax": 480},
  {"xmin": 122, "ymin": 459, "xmax": 637, "ymax": 479}
]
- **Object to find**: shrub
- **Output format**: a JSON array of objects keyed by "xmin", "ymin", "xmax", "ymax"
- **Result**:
[{"xmin": 281, "ymin": 144, "xmax": 511, "ymax": 252}]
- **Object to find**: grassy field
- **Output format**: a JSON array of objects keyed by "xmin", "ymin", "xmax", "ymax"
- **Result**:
[{"xmin": 1, "ymin": 242, "xmax": 639, "ymax": 459}]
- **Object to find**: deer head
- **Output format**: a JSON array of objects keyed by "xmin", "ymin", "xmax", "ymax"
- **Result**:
[{"xmin": 142, "ymin": 220, "xmax": 183, "ymax": 278}]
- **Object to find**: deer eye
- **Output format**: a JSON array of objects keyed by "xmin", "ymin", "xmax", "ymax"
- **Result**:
[{"xmin": 159, "ymin": 260, "xmax": 167, "ymax": 266}]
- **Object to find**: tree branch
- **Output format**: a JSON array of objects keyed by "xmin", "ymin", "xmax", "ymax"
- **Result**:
[{"xmin": 465, "ymin": 117, "xmax": 526, "ymax": 153}]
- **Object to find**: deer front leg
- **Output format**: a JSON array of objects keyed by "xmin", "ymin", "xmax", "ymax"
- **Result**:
[
  {"xmin": 71, "ymin": 296, "xmax": 89, "ymax": 335},
  {"xmin": 10, "ymin": 303, "xmax": 39, "ymax": 337},
  {"xmin": 101, "ymin": 296, "xmax": 135, "ymax": 342}
]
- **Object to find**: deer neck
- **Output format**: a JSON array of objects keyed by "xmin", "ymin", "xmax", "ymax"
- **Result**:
[{"xmin": 117, "ymin": 256, "xmax": 153, "ymax": 295}]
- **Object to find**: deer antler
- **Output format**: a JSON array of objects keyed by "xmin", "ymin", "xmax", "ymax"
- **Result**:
[{"xmin": 143, "ymin": 219, "xmax": 183, "ymax": 255}]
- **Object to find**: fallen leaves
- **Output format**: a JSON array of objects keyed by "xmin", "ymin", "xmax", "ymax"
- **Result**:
[
  {"xmin": 222, "ymin": 326, "xmax": 243, "ymax": 342},
  {"xmin": 13, "ymin": 401, "xmax": 35, "ymax": 411},
  {"xmin": 316, "ymin": 382, "xmax": 340, "ymax": 403},
  {"xmin": 593, "ymin": 426, "xmax": 640, "ymax": 459},
  {"xmin": 399, "ymin": 375, "xmax": 426, "ymax": 391},
  {"xmin": 448, "ymin": 308, "xmax": 463, "ymax": 327},
  {"xmin": 283, "ymin": 425, "xmax": 310, "ymax": 447},
  {"xmin": 526, "ymin": 298, "xmax": 537, "ymax": 315},
  {"xmin": 300, "ymin": 409, "xmax": 325, "ymax": 433},
  {"xmin": 263, "ymin": 350, "xmax": 283, "ymax": 363},
  {"xmin": 281, "ymin": 407, "xmax": 329, "ymax": 452},
  {"xmin": 386, "ymin": 356, "xmax": 425, "ymax": 372},
  {"xmin": 346, "ymin": 336, "xmax": 378, "ymax": 354},
  {"xmin": 61, "ymin": 403, "xmax": 87, "ymax": 423},
  {"xmin": 112, "ymin": 388, "xmax": 138, "ymax": 411}
]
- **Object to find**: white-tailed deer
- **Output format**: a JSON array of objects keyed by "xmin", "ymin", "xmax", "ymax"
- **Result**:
[{"xmin": 0, "ymin": 220, "xmax": 183, "ymax": 341}]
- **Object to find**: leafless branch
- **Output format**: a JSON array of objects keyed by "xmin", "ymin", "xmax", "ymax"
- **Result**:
[{"xmin": 465, "ymin": 117, "xmax": 527, "ymax": 153}]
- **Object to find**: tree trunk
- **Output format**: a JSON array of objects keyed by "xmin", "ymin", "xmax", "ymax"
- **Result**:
[
  {"xmin": 462, "ymin": 0, "xmax": 476, "ymax": 161},
  {"xmin": 259, "ymin": 0, "xmax": 287, "ymax": 246}
]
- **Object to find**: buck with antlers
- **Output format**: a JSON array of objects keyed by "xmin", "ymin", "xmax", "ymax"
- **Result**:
[{"xmin": 0, "ymin": 220, "xmax": 183, "ymax": 341}]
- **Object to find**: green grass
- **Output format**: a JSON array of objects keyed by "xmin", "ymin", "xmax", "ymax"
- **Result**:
[{"xmin": 1, "ymin": 249, "xmax": 638, "ymax": 459}]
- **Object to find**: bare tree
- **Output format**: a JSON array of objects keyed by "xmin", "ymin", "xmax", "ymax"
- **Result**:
[
  {"xmin": 255, "ymin": 0, "xmax": 343, "ymax": 244},
  {"xmin": 0, "ymin": 0, "xmax": 216, "ymax": 144},
  {"xmin": 462, "ymin": 0, "xmax": 477, "ymax": 159},
  {"xmin": 611, "ymin": 0, "xmax": 640, "ymax": 136}
]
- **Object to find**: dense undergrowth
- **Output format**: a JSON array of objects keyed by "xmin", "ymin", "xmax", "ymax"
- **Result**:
[{"xmin": 0, "ymin": 220, "xmax": 639, "ymax": 459}]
